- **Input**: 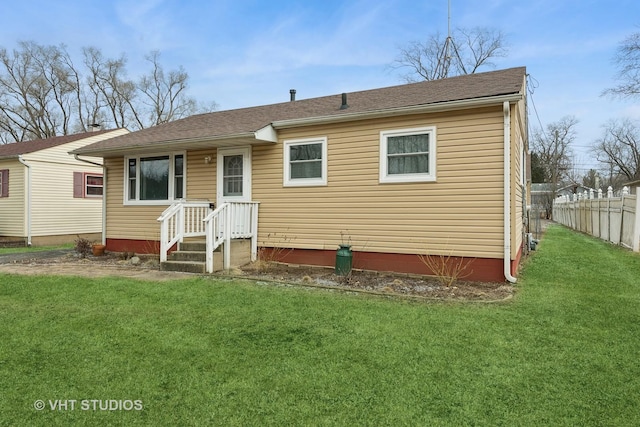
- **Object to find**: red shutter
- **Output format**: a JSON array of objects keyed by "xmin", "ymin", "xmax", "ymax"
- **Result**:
[
  {"xmin": 73, "ymin": 172, "xmax": 84, "ymax": 198},
  {"xmin": 0, "ymin": 169, "xmax": 8, "ymax": 197}
]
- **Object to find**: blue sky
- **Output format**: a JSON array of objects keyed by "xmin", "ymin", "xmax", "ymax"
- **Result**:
[{"xmin": 1, "ymin": 0, "xmax": 638, "ymax": 172}]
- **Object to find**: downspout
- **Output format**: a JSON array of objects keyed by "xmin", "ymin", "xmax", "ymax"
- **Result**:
[
  {"xmin": 503, "ymin": 101, "xmax": 517, "ymax": 283},
  {"xmin": 74, "ymin": 154, "xmax": 106, "ymax": 245},
  {"xmin": 17, "ymin": 155, "xmax": 32, "ymax": 246}
]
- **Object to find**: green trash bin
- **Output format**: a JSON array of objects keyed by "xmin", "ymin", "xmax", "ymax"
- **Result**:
[{"xmin": 335, "ymin": 244, "xmax": 353, "ymax": 275}]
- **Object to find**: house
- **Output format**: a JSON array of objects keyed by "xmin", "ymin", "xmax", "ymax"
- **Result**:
[
  {"xmin": 72, "ymin": 67, "xmax": 528, "ymax": 282},
  {"xmin": 0, "ymin": 129, "xmax": 129, "ymax": 246}
]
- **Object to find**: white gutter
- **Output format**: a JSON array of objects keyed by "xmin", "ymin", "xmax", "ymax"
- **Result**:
[
  {"xmin": 73, "ymin": 154, "xmax": 103, "ymax": 167},
  {"xmin": 503, "ymin": 101, "xmax": 517, "ymax": 283},
  {"xmin": 74, "ymin": 154, "xmax": 106, "ymax": 244},
  {"xmin": 17, "ymin": 155, "xmax": 32, "ymax": 246}
]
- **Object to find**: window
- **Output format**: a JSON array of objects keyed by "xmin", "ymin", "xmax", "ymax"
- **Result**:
[
  {"xmin": 284, "ymin": 137, "xmax": 327, "ymax": 187},
  {"xmin": 380, "ymin": 126, "xmax": 436, "ymax": 183},
  {"xmin": 0, "ymin": 169, "xmax": 8, "ymax": 197},
  {"xmin": 223, "ymin": 155, "xmax": 243, "ymax": 196},
  {"xmin": 73, "ymin": 172, "xmax": 103, "ymax": 198},
  {"xmin": 125, "ymin": 153, "xmax": 185, "ymax": 204},
  {"xmin": 85, "ymin": 174, "xmax": 103, "ymax": 197}
]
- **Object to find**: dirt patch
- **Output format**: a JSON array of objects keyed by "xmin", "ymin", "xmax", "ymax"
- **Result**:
[
  {"xmin": 0, "ymin": 251, "xmax": 515, "ymax": 302},
  {"xmin": 0, "ymin": 252, "xmax": 191, "ymax": 282},
  {"xmin": 236, "ymin": 262, "xmax": 514, "ymax": 302}
]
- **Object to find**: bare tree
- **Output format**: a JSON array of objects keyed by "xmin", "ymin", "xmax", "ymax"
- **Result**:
[
  {"xmin": 82, "ymin": 47, "xmax": 137, "ymax": 130},
  {"xmin": 392, "ymin": 27, "xmax": 508, "ymax": 82},
  {"xmin": 0, "ymin": 41, "xmax": 77, "ymax": 142},
  {"xmin": 531, "ymin": 116, "xmax": 578, "ymax": 217},
  {"xmin": 592, "ymin": 118, "xmax": 640, "ymax": 181},
  {"xmin": 0, "ymin": 41, "xmax": 214, "ymax": 143},
  {"xmin": 136, "ymin": 51, "xmax": 198, "ymax": 128},
  {"xmin": 605, "ymin": 31, "xmax": 640, "ymax": 98}
]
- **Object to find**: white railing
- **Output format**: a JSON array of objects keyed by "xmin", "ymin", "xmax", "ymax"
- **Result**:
[
  {"xmin": 158, "ymin": 200, "xmax": 259, "ymax": 271},
  {"xmin": 203, "ymin": 201, "xmax": 259, "ymax": 273},
  {"xmin": 157, "ymin": 201, "xmax": 212, "ymax": 262},
  {"xmin": 553, "ymin": 186, "xmax": 640, "ymax": 252}
]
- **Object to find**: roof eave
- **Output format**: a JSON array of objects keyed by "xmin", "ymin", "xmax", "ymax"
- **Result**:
[
  {"xmin": 71, "ymin": 130, "xmax": 276, "ymax": 157},
  {"xmin": 272, "ymin": 93, "xmax": 523, "ymax": 129}
]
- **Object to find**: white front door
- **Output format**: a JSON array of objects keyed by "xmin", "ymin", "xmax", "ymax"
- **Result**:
[{"xmin": 217, "ymin": 147, "xmax": 252, "ymax": 206}]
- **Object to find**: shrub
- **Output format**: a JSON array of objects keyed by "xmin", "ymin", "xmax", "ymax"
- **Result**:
[
  {"xmin": 74, "ymin": 236, "xmax": 92, "ymax": 258},
  {"xmin": 417, "ymin": 250, "xmax": 474, "ymax": 287}
]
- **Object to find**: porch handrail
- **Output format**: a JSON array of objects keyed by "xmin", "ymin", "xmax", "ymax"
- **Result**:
[
  {"xmin": 203, "ymin": 204, "xmax": 228, "ymax": 274},
  {"xmin": 157, "ymin": 201, "xmax": 211, "ymax": 263},
  {"xmin": 203, "ymin": 201, "xmax": 259, "ymax": 273}
]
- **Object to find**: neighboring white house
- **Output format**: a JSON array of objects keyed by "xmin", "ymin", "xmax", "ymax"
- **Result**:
[{"xmin": 0, "ymin": 129, "xmax": 128, "ymax": 246}]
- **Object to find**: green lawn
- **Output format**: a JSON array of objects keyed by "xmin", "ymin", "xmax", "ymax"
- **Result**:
[
  {"xmin": 0, "ymin": 243, "xmax": 73, "ymax": 255},
  {"xmin": 1, "ymin": 224, "xmax": 640, "ymax": 426}
]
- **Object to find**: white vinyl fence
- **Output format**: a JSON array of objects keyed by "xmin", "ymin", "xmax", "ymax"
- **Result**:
[{"xmin": 553, "ymin": 186, "xmax": 640, "ymax": 252}]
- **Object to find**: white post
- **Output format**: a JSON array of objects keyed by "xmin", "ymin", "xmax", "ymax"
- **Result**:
[
  {"xmin": 224, "ymin": 204, "xmax": 231, "ymax": 270},
  {"xmin": 205, "ymin": 216, "xmax": 214, "ymax": 273},
  {"xmin": 177, "ymin": 203, "xmax": 185, "ymax": 244},
  {"xmin": 623, "ymin": 186, "xmax": 630, "ymax": 196},
  {"xmin": 250, "ymin": 203, "xmax": 259, "ymax": 261},
  {"xmin": 589, "ymin": 189, "xmax": 594, "ymax": 199},
  {"xmin": 598, "ymin": 188, "xmax": 603, "ymax": 199},
  {"xmin": 634, "ymin": 187, "xmax": 640, "ymax": 252},
  {"xmin": 608, "ymin": 186, "xmax": 614, "ymax": 198},
  {"xmin": 160, "ymin": 220, "xmax": 168, "ymax": 262}
]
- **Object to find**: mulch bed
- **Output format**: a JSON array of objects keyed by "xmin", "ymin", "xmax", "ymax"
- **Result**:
[
  {"xmin": 237, "ymin": 262, "xmax": 515, "ymax": 302},
  {"xmin": 3, "ymin": 251, "xmax": 515, "ymax": 302}
]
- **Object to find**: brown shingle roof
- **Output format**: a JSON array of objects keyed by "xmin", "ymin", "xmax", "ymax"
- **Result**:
[
  {"xmin": 0, "ymin": 129, "xmax": 117, "ymax": 158},
  {"xmin": 76, "ymin": 67, "xmax": 525, "ymax": 155}
]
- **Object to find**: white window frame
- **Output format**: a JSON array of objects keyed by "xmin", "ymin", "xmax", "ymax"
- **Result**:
[
  {"xmin": 124, "ymin": 152, "xmax": 186, "ymax": 205},
  {"xmin": 379, "ymin": 126, "xmax": 436, "ymax": 183},
  {"xmin": 84, "ymin": 173, "xmax": 103, "ymax": 198},
  {"xmin": 283, "ymin": 137, "xmax": 328, "ymax": 187}
]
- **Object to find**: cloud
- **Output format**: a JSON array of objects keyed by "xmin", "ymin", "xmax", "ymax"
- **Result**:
[
  {"xmin": 203, "ymin": 1, "xmax": 393, "ymax": 78},
  {"xmin": 114, "ymin": 0, "xmax": 181, "ymax": 51}
]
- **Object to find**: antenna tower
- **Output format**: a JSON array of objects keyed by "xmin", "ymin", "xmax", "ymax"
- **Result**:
[{"xmin": 435, "ymin": 0, "xmax": 455, "ymax": 79}]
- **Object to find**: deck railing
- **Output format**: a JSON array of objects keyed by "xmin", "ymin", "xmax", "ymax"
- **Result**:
[
  {"xmin": 157, "ymin": 200, "xmax": 259, "ymax": 271},
  {"xmin": 203, "ymin": 202, "xmax": 259, "ymax": 273},
  {"xmin": 157, "ymin": 201, "xmax": 211, "ymax": 262}
]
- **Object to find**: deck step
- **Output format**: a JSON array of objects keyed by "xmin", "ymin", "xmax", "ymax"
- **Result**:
[
  {"xmin": 160, "ymin": 260, "xmax": 206, "ymax": 274},
  {"xmin": 168, "ymin": 250, "xmax": 206, "ymax": 262},
  {"xmin": 179, "ymin": 241, "xmax": 207, "ymax": 252}
]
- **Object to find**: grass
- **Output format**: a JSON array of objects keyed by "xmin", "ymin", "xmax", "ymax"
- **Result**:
[
  {"xmin": 0, "ymin": 243, "xmax": 73, "ymax": 255},
  {"xmin": 1, "ymin": 224, "xmax": 640, "ymax": 425}
]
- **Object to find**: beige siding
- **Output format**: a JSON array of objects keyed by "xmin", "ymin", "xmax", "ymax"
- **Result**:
[
  {"xmin": 105, "ymin": 150, "xmax": 218, "ymax": 241},
  {"xmin": 0, "ymin": 159, "xmax": 25, "ymax": 236},
  {"xmin": 254, "ymin": 106, "xmax": 506, "ymax": 259},
  {"xmin": 28, "ymin": 163, "xmax": 103, "ymax": 236},
  {"xmin": 105, "ymin": 158, "xmax": 162, "ymax": 241},
  {"xmin": 23, "ymin": 136, "xmax": 112, "ymax": 237},
  {"xmin": 103, "ymin": 107, "xmax": 522, "ymax": 261},
  {"xmin": 186, "ymin": 149, "xmax": 217, "ymax": 201}
]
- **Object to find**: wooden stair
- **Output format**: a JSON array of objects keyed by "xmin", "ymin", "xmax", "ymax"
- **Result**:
[
  {"xmin": 160, "ymin": 239, "xmax": 251, "ymax": 273},
  {"xmin": 161, "ymin": 241, "xmax": 210, "ymax": 274}
]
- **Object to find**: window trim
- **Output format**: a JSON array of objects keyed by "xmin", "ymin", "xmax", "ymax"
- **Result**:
[
  {"xmin": 379, "ymin": 126, "xmax": 436, "ymax": 183},
  {"xmin": 283, "ymin": 137, "xmax": 328, "ymax": 187},
  {"xmin": 124, "ymin": 152, "xmax": 186, "ymax": 205},
  {"xmin": 84, "ymin": 173, "xmax": 103, "ymax": 198},
  {"xmin": 217, "ymin": 146, "xmax": 252, "ymax": 203}
]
